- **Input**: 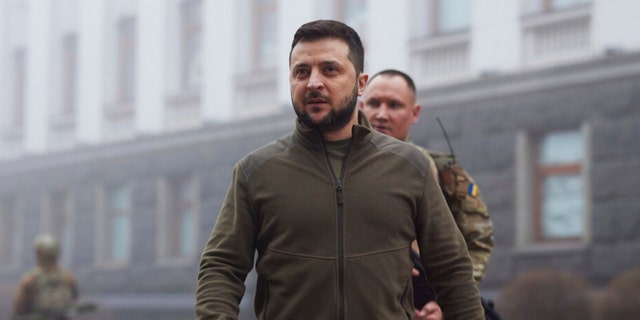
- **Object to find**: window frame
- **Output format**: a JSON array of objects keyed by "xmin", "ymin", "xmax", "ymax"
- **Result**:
[
  {"xmin": 414, "ymin": 0, "xmax": 471, "ymax": 38},
  {"xmin": 533, "ymin": 130, "xmax": 586, "ymax": 243},
  {"xmin": 117, "ymin": 17, "xmax": 137, "ymax": 103},
  {"xmin": 157, "ymin": 175, "xmax": 199, "ymax": 264},
  {"xmin": 180, "ymin": 0, "xmax": 203, "ymax": 90},
  {"xmin": 61, "ymin": 34, "xmax": 78, "ymax": 116},
  {"xmin": 334, "ymin": 0, "xmax": 367, "ymax": 26},
  {"xmin": 251, "ymin": 0, "xmax": 278, "ymax": 70},
  {"xmin": 12, "ymin": 49, "xmax": 26, "ymax": 129},
  {"xmin": 96, "ymin": 184, "xmax": 132, "ymax": 266}
]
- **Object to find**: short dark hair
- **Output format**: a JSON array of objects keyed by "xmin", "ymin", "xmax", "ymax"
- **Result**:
[
  {"xmin": 290, "ymin": 20, "xmax": 365, "ymax": 74},
  {"xmin": 369, "ymin": 69, "xmax": 416, "ymax": 94}
]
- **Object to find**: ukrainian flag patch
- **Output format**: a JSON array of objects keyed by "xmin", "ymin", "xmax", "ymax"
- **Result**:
[{"xmin": 468, "ymin": 183, "xmax": 478, "ymax": 197}]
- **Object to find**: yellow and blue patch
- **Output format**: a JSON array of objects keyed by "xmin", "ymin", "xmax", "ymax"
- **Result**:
[{"xmin": 468, "ymin": 183, "xmax": 478, "ymax": 197}]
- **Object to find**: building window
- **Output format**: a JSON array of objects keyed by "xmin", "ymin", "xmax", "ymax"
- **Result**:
[
  {"xmin": 437, "ymin": 0, "xmax": 471, "ymax": 33},
  {"xmin": 252, "ymin": 0, "xmax": 277, "ymax": 69},
  {"xmin": 336, "ymin": 0, "xmax": 367, "ymax": 34},
  {"xmin": 98, "ymin": 185, "xmax": 131, "ymax": 264},
  {"xmin": 103, "ymin": 17, "xmax": 137, "ymax": 140},
  {"xmin": 61, "ymin": 35, "xmax": 78, "ymax": 116},
  {"xmin": 520, "ymin": 0, "xmax": 592, "ymax": 70},
  {"xmin": 412, "ymin": 0, "xmax": 471, "ymax": 38},
  {"xmin": 534, "ymin": 130, "xmax": 585, "ymax": 241},
  {"xmin": 44, "ymin": 190, "xmax": 74, "ymax": 265},
  {"xmin": 49, "ymin": 34, "xmax": 77, "ymax": 149},
  {"xmin": 118, "ymin": 17, "xmax": 137, "ymax": 102},
  {"xmin": 522, "ymin": 0, "xmax": 591, "ymax": 14},
  {"xmin": 158, "ymin": 176, "xmax": 199, "ymax": 262},
  {"xmin": 409, "ymin": 0, "xmax": 471, "ymax": 85},
  {"xmin": 180, "ymin": 0, "xmax": 202, "ymax": 90},
  {"xmin": 12, "ymin": 49, "xmax": 26, "ymax": 129},
  {"xmin": 0, "ymin": 197, "xmax": 22, "ymax": 269}
]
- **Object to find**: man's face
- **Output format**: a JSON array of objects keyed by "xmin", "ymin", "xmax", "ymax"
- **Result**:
[
  {"xmin": 360, "ymin": 75, "xmax": 420, "ymax": 141},
  {"xmin": 290, "ymin": 38, "xmax": 367, "ymax": 133}
]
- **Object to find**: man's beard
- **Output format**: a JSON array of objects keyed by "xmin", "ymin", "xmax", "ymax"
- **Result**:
[{"xmin": 294, "ymin": 85, "xmax": 359, "ymax": 133}]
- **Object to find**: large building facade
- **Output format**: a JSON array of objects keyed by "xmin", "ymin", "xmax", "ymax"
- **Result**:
[{"xmin": 1, "ymin": 0, "xmax": 640, "ymax": 318}]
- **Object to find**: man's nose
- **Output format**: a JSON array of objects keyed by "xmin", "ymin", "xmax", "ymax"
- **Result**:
[
  {"xmin": 376, "ymin": 105, "xmax": 390, "ymax": 119},
  {"xmin": 306, "ymin": 71, "xmax": 324, "ymax": 91}
]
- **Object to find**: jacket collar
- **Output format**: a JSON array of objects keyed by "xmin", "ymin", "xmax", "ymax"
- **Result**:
[{"xmin": 294, "ymin": 110, "xmax": 373, "ymax": 149}]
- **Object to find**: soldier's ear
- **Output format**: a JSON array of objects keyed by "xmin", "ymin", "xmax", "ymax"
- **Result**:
[{"xmin": 412, "ymin": 104, "xmax": 421, "ymax": 123}]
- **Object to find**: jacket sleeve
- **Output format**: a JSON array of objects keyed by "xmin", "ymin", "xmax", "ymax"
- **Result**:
[
  {"xmin": 196, "ymin": 162, "xmax": 257, "ymax": 319},
  {"xmin": 12, "ymin": 273, "xmax": 36, "ymax": 316},
  {"xmin": 439, "ymin": 163, "xmax": 494, "ymax": 283},
  {"xmin": 414, "ymin": 160, "xmax": 485, "ymax": 320}
]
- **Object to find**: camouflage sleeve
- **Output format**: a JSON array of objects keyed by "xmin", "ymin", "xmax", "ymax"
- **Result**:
[
  {"xmin": 416, "ymin": 146, "xmax": 495, "ymax": 283},
  {"xmin": 438, "ymin": 162, "xmax": 494, "ymax": 283},
  {"xmin": 12, "ymin": 272, "xmax": 37, "ymax": 316}
]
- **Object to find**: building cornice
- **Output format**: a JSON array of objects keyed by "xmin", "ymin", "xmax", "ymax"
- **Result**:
[
  {"xmin": 0, "ymin": 111, "xmax": 293, "ymax": 178},
  {"xmin": 418, "ymin": 51, "xmax": 640, "ymax": 108}
]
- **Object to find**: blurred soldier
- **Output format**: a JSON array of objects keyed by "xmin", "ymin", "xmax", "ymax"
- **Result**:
[
  {"xmin": 12, "ymin": 234, "xmax": 78, "ymax": 320},
  {"xmin": 360, "ymin": 69, "xmax": 495, "ymax": 320}
]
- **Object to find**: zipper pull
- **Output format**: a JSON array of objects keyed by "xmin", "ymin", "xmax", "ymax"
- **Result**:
[{"xmin": 336, "ymin": 180, "xmax": 344, "ymax": 205}]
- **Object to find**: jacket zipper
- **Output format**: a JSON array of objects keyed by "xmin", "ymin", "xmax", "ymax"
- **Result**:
[
  {"xmin": 336, "ymin": 178, "xmax": 345, "ymax": 320},
  {"xmin": 322, "ymin": 139, "xmax": 352, "ymax": 320}
]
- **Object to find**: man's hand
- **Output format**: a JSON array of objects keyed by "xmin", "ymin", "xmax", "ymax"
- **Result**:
[
  {"xmin": 411, "ymin": 268, "xmax": 442, "ymax": 320},
  {"xmin": 414, "ymin": 301, "xmax": 443, "ymax": 320}
]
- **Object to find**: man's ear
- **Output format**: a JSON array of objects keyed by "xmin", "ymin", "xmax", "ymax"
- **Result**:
[
  {"xmin": 412, "ymin": 104, "xmax": 421, "ymax": 124},
  {"xmin": 357, "ymin": 73, "xmax": 369, "ymax": 96}
]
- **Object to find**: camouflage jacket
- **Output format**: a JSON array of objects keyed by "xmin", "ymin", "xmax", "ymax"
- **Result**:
[
  {"xmin": 417, "ymin": 145, "xmax": 494, "ymax": 283},
  {"xmin": 12, "ymin": 267, "xmax": 78, "ymax": 320}
]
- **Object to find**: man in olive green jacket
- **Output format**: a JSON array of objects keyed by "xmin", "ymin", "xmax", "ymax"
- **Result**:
[{"xmin": 196, "ymin": 19, "xmax": 484, "ymax": 320}]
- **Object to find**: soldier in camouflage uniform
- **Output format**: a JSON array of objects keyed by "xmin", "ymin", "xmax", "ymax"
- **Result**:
[
  {"xmin": 12, "ymin": 234, "xmax": 78, "ymax": 320},
  {"xmin": 360, "ymin": 69, "xmax": 494, "ymax": 320}
]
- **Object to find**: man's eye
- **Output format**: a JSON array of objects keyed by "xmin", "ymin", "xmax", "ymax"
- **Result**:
[
  {"xmin": 366, "ymin": 101, "xmax": 380, "ymax": 108},
  {"xmin": 325, "ymin": 66, "xmax": 338, "ymax": 73},
  {"xmin": 389, "ymin": 102, "xmax": 402, "ymax": 109},
  {"xmin": 294, "ymin": 69, "xmax": 309, "ymax": 77}
]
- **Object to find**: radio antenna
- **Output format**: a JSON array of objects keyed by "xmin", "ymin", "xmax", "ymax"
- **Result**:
[{"xmin": 436, "ymin": 117, "xmax": 456, "ymax": 164}]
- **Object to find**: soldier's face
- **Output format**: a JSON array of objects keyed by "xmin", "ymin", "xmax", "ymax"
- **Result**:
[{"xmin": 360, "ymin": 75, "xmax": 420, "ymax": 141}]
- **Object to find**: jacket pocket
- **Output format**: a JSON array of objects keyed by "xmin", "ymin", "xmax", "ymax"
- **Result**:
[{"xmin": 401, "ymin": 278, "xmax": 414, "ymax": 319}]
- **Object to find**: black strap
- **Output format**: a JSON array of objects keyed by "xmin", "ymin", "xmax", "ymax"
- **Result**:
[
  {"xmin": 482, "ymin": 297, "xmax": 506, "ymax": 320},
  {"xmin": 411, "ymin": 249, "xmax": 437, "ymax": 309}
]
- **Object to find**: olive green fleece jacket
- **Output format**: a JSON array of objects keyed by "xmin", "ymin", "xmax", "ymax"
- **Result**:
[{"xmin": 196, "ymin": 111, "xmax": 484, "ymax": 320}]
